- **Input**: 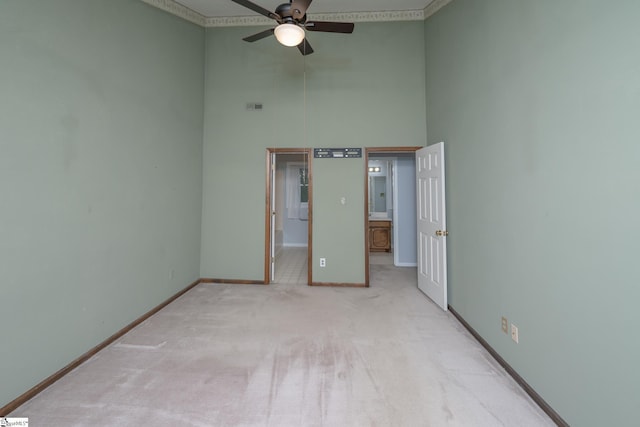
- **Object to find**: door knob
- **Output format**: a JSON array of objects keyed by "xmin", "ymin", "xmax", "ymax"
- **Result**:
[{"xmin": 436, "ymin": 230, "xmax": 449, "ymax": 237}]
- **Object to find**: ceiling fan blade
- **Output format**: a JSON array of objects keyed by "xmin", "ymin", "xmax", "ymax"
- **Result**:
[
  {"xmin": 243, "ymin": 28, "xmax": 275, "ymax": 42},
  {"xmin": 297, "ymin": 39, "xmax": 314, "ymax": 56},
  {"xmin": 305, "ymin": 21, "xmax": 355, "ymax": 34},
  {"xmin": 231, "ymin": 0, "xmax": 280, "ymax": 21},
  {"xmin": 290, "ymin": 0, "xmax": 312, "ymax": 20}
]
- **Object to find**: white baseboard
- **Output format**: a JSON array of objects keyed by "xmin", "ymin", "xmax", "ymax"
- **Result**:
[
  {"xmin": 394, "ymin": 262, "xmax": 417, "ymax": 267},
  {"xmin": 283, "ymin": 243, "xmax": 308, "ymax": 248}
]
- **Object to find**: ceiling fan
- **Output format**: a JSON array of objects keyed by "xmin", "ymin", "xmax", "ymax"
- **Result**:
[{"xmin": 231, "ymin": 0, "xmax": 355, "ymax": 55}]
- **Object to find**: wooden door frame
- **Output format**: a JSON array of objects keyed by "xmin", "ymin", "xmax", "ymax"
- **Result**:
[
  {"xmin": 265, "ymin": 148, "xmax": 313, "ymax": 285},
  {"xmin": 364, "ymin": 146, "xmax": 422, "ymax": 287}
]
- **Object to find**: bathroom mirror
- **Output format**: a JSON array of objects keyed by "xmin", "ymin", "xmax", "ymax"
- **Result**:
[
  {"xmin": 370, "ymin": 176, "xmax": 387, "ymax": 213},
  {"xmin": 368, "ymin": 159, "xmax": 393, "ymax": 218}
]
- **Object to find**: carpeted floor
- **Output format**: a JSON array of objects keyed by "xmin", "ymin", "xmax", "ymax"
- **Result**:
[
  {"xmin": 11, "ymin": 265, "xmax": 554, "ymax": 426},
  {"xmin": 368, "ymin": 252, "xmax": 395, "ymax": 266}
]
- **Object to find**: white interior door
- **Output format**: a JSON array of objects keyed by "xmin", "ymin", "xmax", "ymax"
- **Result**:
[
  {"xmin": 416, "ymin": 142, "xmax": 448, "ymax": 310},
  {"xmin": 270, "ymin": 153, "xmax": 276, "ymax": 282}
]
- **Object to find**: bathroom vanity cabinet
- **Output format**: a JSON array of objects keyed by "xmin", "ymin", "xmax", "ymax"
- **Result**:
[{"xmin": 369, "ymin": 220, "xmax": 391, "ymax": 252}]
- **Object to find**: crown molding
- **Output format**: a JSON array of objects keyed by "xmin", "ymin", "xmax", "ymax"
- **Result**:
[
  {"xmin": 206, "ymin": 10, "xmax": 424, "ymax": 27},
  {"xmin": 424, "ymin": 0, "xmax": 454, "ymax": 19},
  {"xmin": 141, "ymin": 0, "xmax": 206, "ymax": 26},
  {"xmin": 204, "ymin": 15, "xmax": 273, "ymax": 28},
  {"xmin": 142, "ymin": 0, "xmax": 453, "ymax": 27}
]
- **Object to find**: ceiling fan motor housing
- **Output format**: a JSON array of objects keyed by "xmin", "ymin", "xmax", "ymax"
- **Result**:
[{"xmin": 276, "ymin": 3, "xmax": 307, "ymax": 24}]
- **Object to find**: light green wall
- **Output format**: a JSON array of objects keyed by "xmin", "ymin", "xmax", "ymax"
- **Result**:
[
  {"xmin": 425, "ymin": 0, "xmax": 640, "ymax": 425},
  {"xmin": 0, "ymin": 0, "xmax": 204, "ymax": 408},
  {"xmin": 201, "ymin": 22, "xmax": 426, "ymax": 283}
]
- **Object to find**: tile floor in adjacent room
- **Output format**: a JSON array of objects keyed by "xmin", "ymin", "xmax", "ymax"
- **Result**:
[
  {"xmin": 11, "ymin": 249, "xmax": 555, "ymax": 426},
  {"xmin": 274, "ymin": 247, "xmax": 309, "ymax": 285}
]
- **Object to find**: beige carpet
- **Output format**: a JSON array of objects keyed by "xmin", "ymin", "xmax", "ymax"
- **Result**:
[
  {"xmin": 12, "ymin": 265, "xmax": 554, "ymax": 426},
  {"xmin": 369, "ymin": 252, "xmax": 394, "ymax": 265}
]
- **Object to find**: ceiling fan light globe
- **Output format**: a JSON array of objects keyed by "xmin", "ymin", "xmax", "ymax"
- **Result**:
[{"xmin": 274, "ymin": 23, "xmax": 305, "ymax": 47}]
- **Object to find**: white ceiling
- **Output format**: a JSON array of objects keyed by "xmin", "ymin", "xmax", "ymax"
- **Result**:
[{"xmin": 174, "ymin": 0, "xmax": 436, "ymax": 18}]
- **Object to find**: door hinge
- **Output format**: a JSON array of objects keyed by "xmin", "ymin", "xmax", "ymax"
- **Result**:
[{"xmin": 436, "ymin": 230, "xmax": 449, "ymax": 237}]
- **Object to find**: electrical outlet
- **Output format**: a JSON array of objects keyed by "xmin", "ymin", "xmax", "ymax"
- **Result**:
[
  {"xmin": 511, "ymin": 324, "xmax": 519, "ymax": 343},
  {"xmin": 501, "ymin": 317, "xmax": 508, "ymax": 334},
  {"xmin": 320, "ymin": 258, "xmax": 326, "ymax": 267}
]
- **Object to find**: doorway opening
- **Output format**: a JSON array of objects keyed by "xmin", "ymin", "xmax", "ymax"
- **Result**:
[
  {"xmin": 265, "ymin": 148, "xmax": 313, "ymax": 285},
  {"xmin": 364, "ymin": 147, "xmax": 421, "ymax": 287}
]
